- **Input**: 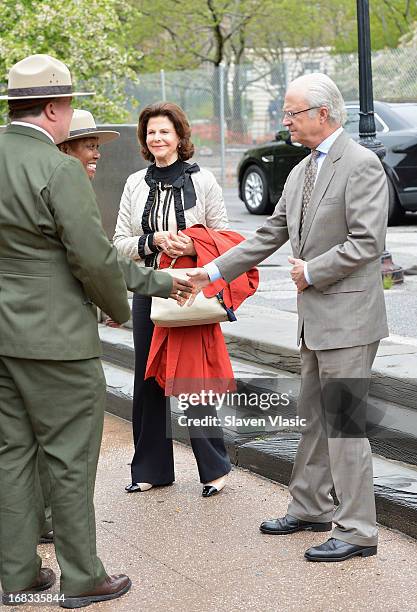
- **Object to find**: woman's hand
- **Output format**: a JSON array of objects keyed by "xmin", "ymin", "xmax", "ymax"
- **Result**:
[
  {"xmin": 176, "ymin": 230, "xmax": 196, "ymax": 256},
  {"xmin": 154, "ymin": 231, "xmax": 184, "ymax": 258},
  {"xmin": 154, "ymin": 230, "xmax": 196, "ymax": 258}
]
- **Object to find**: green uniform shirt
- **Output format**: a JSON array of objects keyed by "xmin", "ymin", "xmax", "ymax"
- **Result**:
[{"xmin": 0, "ymin": 124, "xmax": 171, "ymax": 360}]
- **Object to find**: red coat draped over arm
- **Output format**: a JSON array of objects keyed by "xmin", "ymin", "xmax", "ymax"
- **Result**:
[{"xmin": 145, "ymin": 225, "xmax": 259, "ymax": 396}]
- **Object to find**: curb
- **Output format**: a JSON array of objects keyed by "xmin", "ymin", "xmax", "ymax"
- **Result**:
[
  {"xmin": 105, "ymin": 384, "xmax": 417, "ymax": 541},
  {"xmin": 222, "ymin": 324, "xmax": 417, "ymax": 412},
  {"xmin": 101, "ymin": 336, "xmax": 417, "ymax": 468}
]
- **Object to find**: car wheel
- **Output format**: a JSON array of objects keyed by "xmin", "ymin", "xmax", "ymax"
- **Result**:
[
  {"xmin": 242, "ymin": 165, "xmax": 272, "ymax": 214},
  {"xmin": 387, "ymin": 176, "xmax": 404, "ymax": 225}
]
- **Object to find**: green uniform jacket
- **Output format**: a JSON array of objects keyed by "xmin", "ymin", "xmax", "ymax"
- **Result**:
[{"xmin": 0, "ymin": 124, "xmax": 172, "ymax": 360}]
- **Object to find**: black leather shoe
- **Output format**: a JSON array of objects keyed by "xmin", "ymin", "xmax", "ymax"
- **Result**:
[
  {"xmin": 304, "ymin": 537, "xmax": 377, "ymax": 562},
  {"xmin": 202, "ymin": 476, "xmax": 226, "ymax": 498},
  {"xmin": 2, "ymin": 567, "xmax": 56, "ymax": 605},
  {"xmin": 260, "ymin": 514, "xmax": 332, "ymax": 535},
  {"xmin": 39, "ymin": 530, "xmax": 54, "ymax": 544},
  {"xmin": 202, "ymin": 485, "xmax": 219, "ymax": 497}
]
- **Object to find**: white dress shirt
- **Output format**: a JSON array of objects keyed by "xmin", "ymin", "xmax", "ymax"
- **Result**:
[
  {"xmin": 11, "ymin": 121, "xmax": 55, "ymax": 143},
  {"xmin": 205, "ymin": 126, "xmax": 344, "ymax": 284}
]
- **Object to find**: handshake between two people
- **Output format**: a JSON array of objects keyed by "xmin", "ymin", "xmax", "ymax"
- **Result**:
[
  {"xmin": 155, "ymin": 230, "xmax": 210, "ymax": 306},
  {"xmin": 170, "ymin": 257, "xmax": 308, "ymax": 307},
  {"xmin": 164, "ymin": 228, "xmax": 308, "ymax": 305},
  {"xmin": 170, "ymin": 268, "xmax": 210, "ymax": 307},
  {"xmin": 174, "ymin": 255, "xmax": 308, "ymax": 306}
]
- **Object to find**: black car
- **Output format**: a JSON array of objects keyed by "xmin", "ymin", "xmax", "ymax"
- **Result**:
[{"xmin": 237, "ymin": 101, "xmax": 417, "ymax": 224}]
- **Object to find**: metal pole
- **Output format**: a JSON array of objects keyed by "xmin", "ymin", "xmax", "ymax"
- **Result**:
[
  {"xmin": 160, "ymin": 69, "xmax": 166, "ymax": 101},
  {"xmin": 357, "ymin": 0, "xmax": 384, "ymax": 157},
  {"xmin": 356, "ymin": 0, "xmax": 403, "ymax": 282},
  {"xmin": 219, "ymin": 64, "xmax": 226, "ymax": 188}
]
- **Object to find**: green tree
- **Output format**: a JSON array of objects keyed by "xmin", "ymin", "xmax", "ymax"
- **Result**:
[
  {"xmin": 129, "ymin": 0, "xmax": 339, "ymax": 127},
  {"xmin": 129, "ymin": 0, "xmax": 281, "ymax": 125},
  {"xmin": 0, "ymin": 0, "xmax": 141, "ymax": 122},
  {"xmin": 329, "ymin": 0, "xmax": 417, "ymax": 53},
  {"xmin": 130, "ymin": 0, "xmax": 276, "ymax": 72},
  {"xmin": 130, "ymin": 0, "xmax": 417, "ymax": 70},
  {"xmin": 128, "ymin": 0, "xmax": 417, "ymax": 133}
]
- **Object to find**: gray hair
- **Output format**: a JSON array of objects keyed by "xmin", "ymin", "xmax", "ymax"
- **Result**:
[{"xmin": 288, "ymin": 73, "xmax": 347, "ymax": 125}]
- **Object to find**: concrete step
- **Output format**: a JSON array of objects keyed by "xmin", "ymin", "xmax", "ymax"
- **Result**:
[
  {"xmin": 100, "ymin": 310, "xmax": 417, "ymax": 412},
  {"xmin": 103, "ymin": 359, "xmax": 417, "ymax": 540},
  {"xmin": 99, "ymin": 324, "xmax": 417, "ymax": 467},
  {"xmin": 220, "ymin": 311, "xmax": 417, "ymax": 412}
]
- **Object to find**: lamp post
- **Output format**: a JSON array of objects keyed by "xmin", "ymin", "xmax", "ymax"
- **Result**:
[{"xmin": 356, "ymin": 0, "xmax": 403, "ymax": 282}]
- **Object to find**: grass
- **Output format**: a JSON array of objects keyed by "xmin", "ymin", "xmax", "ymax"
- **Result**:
[{"xmin": 383, "ymin": 274, "xmax": 394, "ymax": 290}]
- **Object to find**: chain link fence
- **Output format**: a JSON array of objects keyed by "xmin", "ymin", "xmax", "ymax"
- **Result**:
[{"xmin": 127, "ymin": 47, "xmax": 417, "ymax": 187}]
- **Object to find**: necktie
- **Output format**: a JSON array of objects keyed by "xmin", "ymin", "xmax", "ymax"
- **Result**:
[{"xmin": 300, "ymin": 149, "xmax": 320, "ymax": 236}]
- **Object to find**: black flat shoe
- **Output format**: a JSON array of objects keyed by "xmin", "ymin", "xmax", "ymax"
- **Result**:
[
  {"xmin": 304, "ymin": 537, "xmax": 377, "ymax": 562},
  {"xmin": 125, "ymin": 483, "xmax": 152, "ymax": 493},
  {"xmin": 260, "ymin": 514, "xmax": 332, "ymax": 535},
  {"xmin": 202, "ymin": 485, "xmax": 220, "ymax": 497},
  {"xmin": 39, "ymin": 530, "xmax": 54, "ymax": 544},
  {"xmin": 125, "ymin": 482, "xmax": 174, "ymax": 493},
  {"xmin": 202, "ymin": 476, "xmax": 226, "ymax": 497}
]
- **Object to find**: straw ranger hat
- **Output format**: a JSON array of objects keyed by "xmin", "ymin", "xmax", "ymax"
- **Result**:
[
  {"xmin": 0, "ymin": 54, "xmax": 93, "ymax": 100},
  {"xmin": 59, "ymin": 109, "xmax": 120, "ymax": 145}
]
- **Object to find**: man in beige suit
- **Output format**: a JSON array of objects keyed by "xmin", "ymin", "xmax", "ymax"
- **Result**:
[{"xmin": 189, "ymin": 73, "xmax": 389, "ymax": 562}]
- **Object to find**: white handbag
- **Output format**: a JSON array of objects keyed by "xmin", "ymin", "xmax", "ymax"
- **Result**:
[{"xmin": 150, "ymin": 267, "xmax": 230, "ymax": 327}]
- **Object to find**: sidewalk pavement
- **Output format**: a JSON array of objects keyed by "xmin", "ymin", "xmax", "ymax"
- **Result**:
[
  {"xmin": 100, "ymin": 303, "xmax": 417, "ymax": 541},
  {"xmin": 26, "ymin": 413, "xmax": 417, "ymax": 612}
]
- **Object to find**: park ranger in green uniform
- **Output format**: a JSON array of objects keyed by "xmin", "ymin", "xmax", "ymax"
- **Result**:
[{"xmin": 0, "ymin": 55, "xmax": 192, "ymax": 608}]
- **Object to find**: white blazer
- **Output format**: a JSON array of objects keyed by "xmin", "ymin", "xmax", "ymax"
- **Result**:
[{"xmin": 113, "ymin": 166, "xmax": 228, "ymax": 266}]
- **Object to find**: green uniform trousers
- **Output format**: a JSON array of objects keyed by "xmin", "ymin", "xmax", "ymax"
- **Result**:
[
  {"xmin": 37, "ymin": 447, "xmax": 52, "ymax": 536},
  {"xmin": 0, "ymin": 356, "xmax": 107, "ymax": 595}
]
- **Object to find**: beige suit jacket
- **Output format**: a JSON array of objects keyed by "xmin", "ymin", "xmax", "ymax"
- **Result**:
[{"xmin": 215, "ymin": 130, "xmax": 389, "ymax": 350}]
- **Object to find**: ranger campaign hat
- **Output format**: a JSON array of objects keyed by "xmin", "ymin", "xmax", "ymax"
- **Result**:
[
  {"xmin": 59, "ymin": 109, "xmax": 120, "ymax": 145},
  {"xmin": 0, "ymin": 54, "xmax": 94, "ymax": 100}
]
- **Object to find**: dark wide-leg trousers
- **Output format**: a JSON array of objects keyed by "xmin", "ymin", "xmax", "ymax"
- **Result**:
[
  {"xmin": 0, "ymin": 356, "xmax": 107, "ymax": 595},
  {"xmin": 130, "ymin": 294, "xmax": 231, "ymax": 485}
]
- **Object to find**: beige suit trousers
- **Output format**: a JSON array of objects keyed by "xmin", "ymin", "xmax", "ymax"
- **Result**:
[{"xmin": 287, "ymin": 341, "xmax": 379, "ymax": 546}]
